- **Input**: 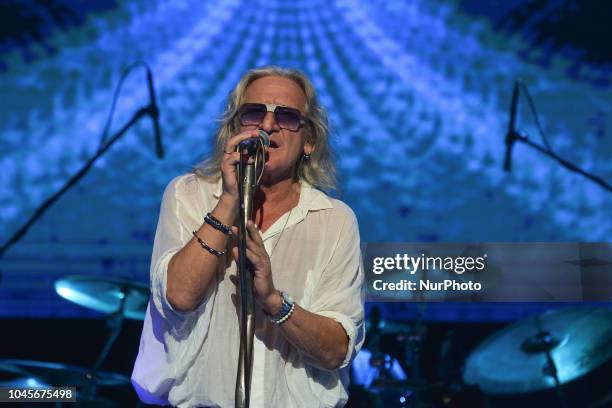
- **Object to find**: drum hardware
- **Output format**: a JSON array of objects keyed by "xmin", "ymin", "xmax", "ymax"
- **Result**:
[
  {"xmin": 357, "ymin": 306, "xmax": 447, "ymax": 407},
  {"xmin": 52, "ymin": 275, "xmax": 149, "ymax": 404},
  {"xmin": 0, "ymin": 359, "xmax": 129, "ymax": 406},
  {"xmin": 463, "ymin": 306, "xmax": 612, "ymax": 407}
]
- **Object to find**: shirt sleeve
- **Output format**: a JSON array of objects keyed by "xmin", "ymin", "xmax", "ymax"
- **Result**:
[
  {"xmin": 149, "ymin": 175, "xmax": 215, "ymax": 332},
  {"xmin": 132, "ymin": 175, "xmax": 217, "ymax": 403},
  {"xmin": 307, "ymin": 204, "xmax": 365, "ymax": 369}
]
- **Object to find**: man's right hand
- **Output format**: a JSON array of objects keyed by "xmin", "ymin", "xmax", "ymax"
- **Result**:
[{"xmin": 220, "ymin": 129, "xmax": 261, "ymax": 203}]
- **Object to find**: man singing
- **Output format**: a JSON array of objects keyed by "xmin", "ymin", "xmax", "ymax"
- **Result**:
[{"xmin": 132, "ymin": 66, "xmax": 365, "ymax": 407}]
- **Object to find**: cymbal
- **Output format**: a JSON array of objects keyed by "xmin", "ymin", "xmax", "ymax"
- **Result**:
[
  {"xmin": 0, "ymin": 360, "xmax": 129, "ymax": 387},
  {"xmin": 55, "ymin": 275, "xmax": 149, "ymax": 320},
  {"xmin": 463, "ymin": 307, "xmax": 612, "ymax": 395},
  {"xmin": 0, "ymin": 361, "xmax": 47, "ymax": 387}
]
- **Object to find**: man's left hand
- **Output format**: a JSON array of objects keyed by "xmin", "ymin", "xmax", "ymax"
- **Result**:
[{"xmin": 231, "ymin": 221, "xmax": 282, "ymax": 314}]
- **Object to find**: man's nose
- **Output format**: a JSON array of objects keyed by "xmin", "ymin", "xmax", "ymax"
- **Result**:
[{"xmin": 260, "ymin": 111, "xmax": 279, "ymax": 133}]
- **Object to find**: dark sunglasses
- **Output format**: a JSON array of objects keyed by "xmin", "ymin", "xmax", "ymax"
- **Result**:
[{"xmin": 238, "ymin": 103, "xmax": 306, "ymax": 131}]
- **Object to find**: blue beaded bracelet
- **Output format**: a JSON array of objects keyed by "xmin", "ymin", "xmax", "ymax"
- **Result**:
[{"xmin": 269, "ymin": 292, "xmax": 295, "ymax": 325}]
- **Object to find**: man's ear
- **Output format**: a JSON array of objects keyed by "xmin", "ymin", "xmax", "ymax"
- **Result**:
[{"xmin": 304, "ymin": 140, "xmax": 314, "ymax": 156}]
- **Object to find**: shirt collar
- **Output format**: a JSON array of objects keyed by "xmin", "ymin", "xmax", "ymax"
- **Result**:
[
  {"xmin": 295, "ymin": 180, "xmax": 333, "ymax": 213},
  {"xmin": 264, "ymin": 181, "xmax": 332, "ymax": 239},
  {"xmin": 212, "ymin": 178, "xmax": 333, "ymax": 237}
]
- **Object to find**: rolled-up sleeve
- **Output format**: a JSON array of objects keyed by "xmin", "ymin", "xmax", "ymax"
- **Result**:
[
  {"xmin": 308, "ymin": 206, "xmax": 365, "ymax": 369},
  {"xmin": 132, "ymin": 175, "xmax": 216, "ymax": 403},
  {"xmin": 149, "ymin": 176, "xmax": 208, "ymax": 328}
]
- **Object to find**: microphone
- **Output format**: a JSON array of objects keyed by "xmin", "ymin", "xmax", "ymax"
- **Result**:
[
  {"xmin": 259, "ymin": 129, "xmax": 270, "ymax": 148},
  {"xmin": 238, "ymin": 130, "xmax": 270, "ymax": 155},
  {"xmin": 504, "ymin": 80, "xmax": 520, "ymax": 172},
  {"xmin": 146, "ymin": 67, "xmax": 164, "ymax": 159}
]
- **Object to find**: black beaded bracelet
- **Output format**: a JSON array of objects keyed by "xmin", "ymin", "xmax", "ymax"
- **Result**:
[
  {"xmin": 204, "ymin": 212, "xmax": 232, "ymax": 235},
  {"xmin": 192, "ymin": 231, "xmax": 225, "ymax": 257}
]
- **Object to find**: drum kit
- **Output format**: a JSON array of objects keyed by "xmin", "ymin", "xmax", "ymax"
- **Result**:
[
  {"xmin": 0, "ymin": 275, "xmax": 149, "ymax": 406},
  {"xmin": 352, "ymin": 306, "xmax": 612, "ymax": 408},
  {"xmin": 2, "ymin": 276, "xmax": 611, "ymax": 407}
]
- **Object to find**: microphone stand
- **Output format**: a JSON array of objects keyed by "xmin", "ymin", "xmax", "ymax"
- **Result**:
[
  {"xmin": 504, "ymin": 80, "xmax": 611, "ymax": 193},
  {"xmin": 0, "ymin": 104, "xmax": 161, "ymax": 264},
  {"xmin": 506, "ymin": 129, "xmax": 612, "ymax": 192},
  {"xmin": 235, "ymin": 147, "xmax": 257, "ymax": 408}
]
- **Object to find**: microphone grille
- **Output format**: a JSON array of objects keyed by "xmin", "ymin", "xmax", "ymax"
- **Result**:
[{"xmin": 258, "ymin": 130, "xmax": 270, "ymax": 148}]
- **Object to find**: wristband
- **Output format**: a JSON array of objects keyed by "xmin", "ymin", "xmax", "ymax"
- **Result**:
[{"xmin": 204, "ymin": 212, "xmax": 232, "ymax": 235}]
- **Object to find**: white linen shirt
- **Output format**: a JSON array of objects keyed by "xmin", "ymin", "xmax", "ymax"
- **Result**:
[{"xmin": 132, "ymin": 173, "xmax": 365, "ymax": 407}]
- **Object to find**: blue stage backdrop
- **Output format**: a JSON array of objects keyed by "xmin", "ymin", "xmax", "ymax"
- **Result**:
[{"xmin": 0, "ymin": 0, "xmax": 610, "ymax": 319}]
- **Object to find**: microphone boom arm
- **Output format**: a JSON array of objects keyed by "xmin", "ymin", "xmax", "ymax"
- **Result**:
[
  {"xmin": 0, "ymin": 62, "xmax": 164, "ymax": 264},
  {"xmin": 0, "ymin": 104, "xmax": 160, "ymax": 262},
  {"xmin": 508, "ymin": 132, "xmax": 612, "ymax": 192},
  {"xmin": 503, "ymin": 80, "xmax": 611, "ymax": 193}
]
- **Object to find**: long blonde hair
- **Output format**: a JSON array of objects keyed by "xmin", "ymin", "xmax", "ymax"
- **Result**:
[{"xmin": 193, "ymin": 66, "xmax": 337, "ymax": 192}]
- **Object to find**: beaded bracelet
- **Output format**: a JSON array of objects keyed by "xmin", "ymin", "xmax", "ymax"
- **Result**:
[
  {"xmin": 273, "ymin": 302, "xmax": 295, "ymax": 325},
  {"xmin": 192, "ymin": 231, "xmax": 225, "ymax": 257},
  {"xmin": 270, "ymin": 292, "xmax": 296, "ymax": 325},
  {"xmin": 204, "ymin": 212, "xmax": 232, "ymax": 235}
]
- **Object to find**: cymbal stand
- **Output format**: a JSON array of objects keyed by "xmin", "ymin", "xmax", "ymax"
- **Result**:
[
  {"xmin": 532, "ymin": 315, "xmax": 568, "ymax": 408},
  {"xmin": 82, "ymin": 286, "xmax": 128, "ymax": 401}
]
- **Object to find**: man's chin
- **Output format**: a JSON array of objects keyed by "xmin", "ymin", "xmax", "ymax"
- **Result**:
[{"xmin": 261, "ymin": 164, "xmax": 295, "ymax": 185}]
